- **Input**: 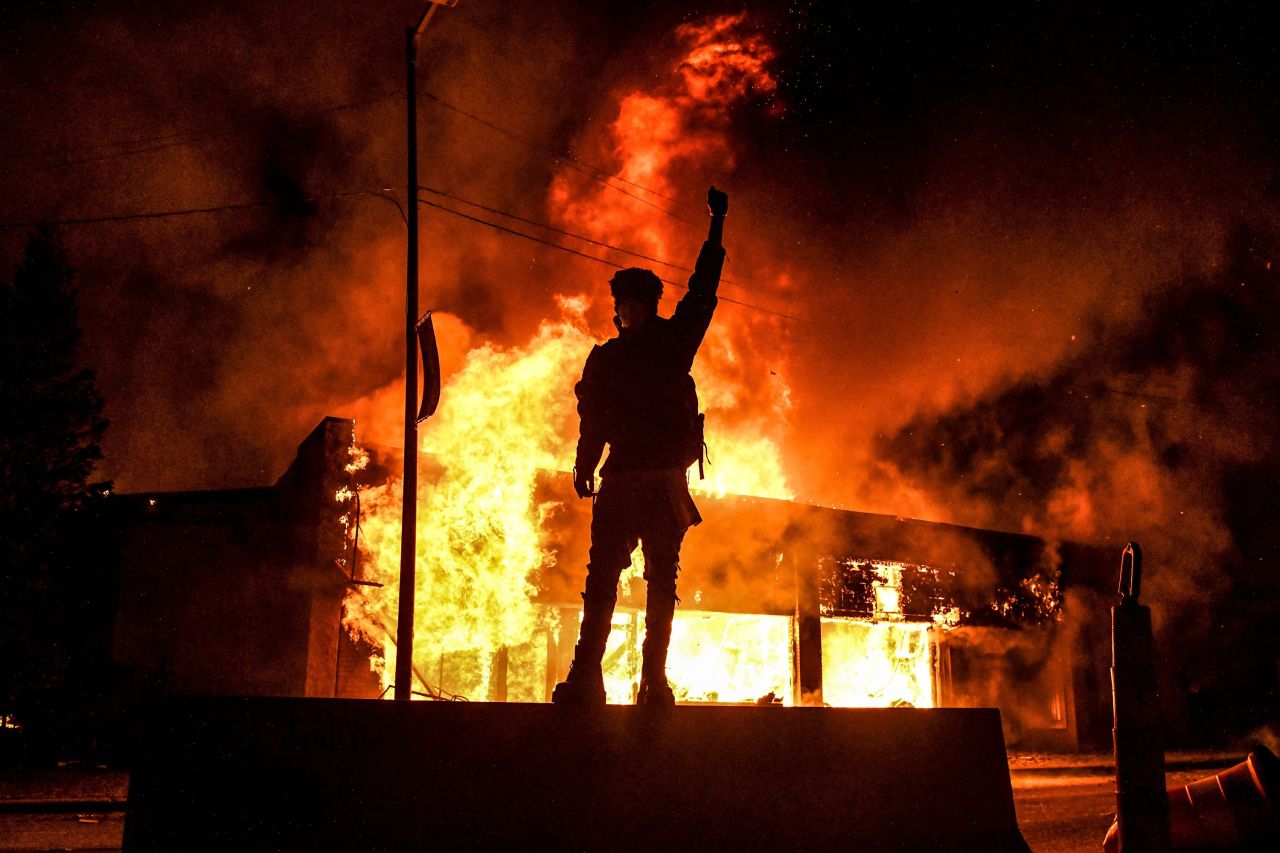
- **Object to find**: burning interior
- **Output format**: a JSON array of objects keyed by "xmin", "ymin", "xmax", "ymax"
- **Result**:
[
  {"xmin": 107, "ymin": 417, "xmax": 1113, "ymax": 750},
  {"xmin": 339, "ymin": 420, "xmax": 1084, "ymax": 747}
]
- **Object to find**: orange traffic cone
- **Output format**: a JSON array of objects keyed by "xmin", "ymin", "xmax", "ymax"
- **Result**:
[{"xmin": 1105, "ymin": 745, "xmax": 1279, "ymax": 852}]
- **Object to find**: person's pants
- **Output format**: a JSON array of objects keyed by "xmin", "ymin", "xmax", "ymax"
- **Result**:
[{"xmin": 573, "ymin": 470, "xmax": 697, "ymax": 677}]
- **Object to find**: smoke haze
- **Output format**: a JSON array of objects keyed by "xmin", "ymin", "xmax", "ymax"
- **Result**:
[{"xmin": 5, "ymin": 3, "xmax": 1280, "ymax": 688}]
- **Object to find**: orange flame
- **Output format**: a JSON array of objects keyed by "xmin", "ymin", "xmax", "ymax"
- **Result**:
[{"xmin": 344, "ymin": 305, "xmax": 592, "ymax": 697}]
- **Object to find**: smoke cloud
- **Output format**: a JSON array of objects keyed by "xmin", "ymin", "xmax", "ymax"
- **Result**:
[{"xmin": 5, "ymin": 3, "xmax": 1280, "ymax": 711}]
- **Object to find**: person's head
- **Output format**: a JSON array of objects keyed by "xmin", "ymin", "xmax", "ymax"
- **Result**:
[{"xmin": 609, "ymin": 268, "xmax": 662, "ymax": 329}]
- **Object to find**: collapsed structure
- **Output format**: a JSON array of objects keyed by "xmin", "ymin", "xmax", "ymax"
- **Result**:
[{"xmin": 106, "ymin": 418, "xmax": 1118, "ymax": 750}]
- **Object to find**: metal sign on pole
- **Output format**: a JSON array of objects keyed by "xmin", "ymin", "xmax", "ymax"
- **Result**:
[{"xmin": 395, "ymin": 0, "xmax": 458, "ymax": 702}]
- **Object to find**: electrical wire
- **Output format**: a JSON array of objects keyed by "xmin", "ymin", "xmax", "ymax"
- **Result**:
[
  {"xmin": 422, "ymin": 93, "xmax": 681, "ymax": 204},
  {"xmin": 0, "ymin": 128, "xmax": 216, "ymax": 164},
  {"xmin": 419, "ymin": 89, "xmax": 697, "ymax": 223},
  {"xmin": 3, "ymin": 87, "xmax": 685, "ymax": 213},
  {"xmin": 0, "ymin": 190, "xmax": 371, "ymax": 229},
  {"xmin": 420, "ymin": 184, "xmax": 689, "ymax": 272},
  {"xmin": 419, "ymin": 183, "xmax": 756, "ymax": 292},
  {"xmin": 416, "ymin": 195, "xmax": 802, "ymax": 322},
  {"xmin": 0, "ymin": 92, "xmax": 400, "ymax": 174},
  {"xmin": 0, "ymin": 199, "xmax": 280, "ymax": 229},
  {"xmin": 7, "ymin": 134, "xmax": 242, "ymax": 173},
  {"xmin": 0, "ymin": 189, "xmax": 802, "ymax": 321},
  {"xmin": 6, "ymin": 86, "xmax": 699, "ymax": 227}
]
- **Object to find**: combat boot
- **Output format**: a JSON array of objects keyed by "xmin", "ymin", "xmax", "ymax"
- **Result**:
[
  {"xmin": 635, "ymin": 674, "xmax": 675, "ymax": 707},
  {"xmin": 552, "ymin": 660, "xmax": 605, "ymax": 705},
  {"xmin": 636, "ymin": 614, "xmax": 675, "ymax": 707},
  {"xmin": 553, "ymin": 586, "xmax": 617, "ymax": 706},
  {"xmin": 638, "ymin": 574, "xmax": 677, "ymax": 707}
]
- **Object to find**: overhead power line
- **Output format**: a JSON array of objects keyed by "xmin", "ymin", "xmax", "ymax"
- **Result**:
[
  {"xmin": 418, "ymin": 183, "xmax": 755, "ymax": 293},
  {"xmin": 0, "ymin": 199, "xmax": 278, "ymax": 229},
  {"xmin": 420, "ymin": 184, "xmax": 686, "ymax": 271},
  {"xmin": 418, "ymin": 89, "xmax": 696, "ymax": 223},
  {"xmin": 435, "ymin": 100, "xmax": 683, "ymax": 205},
  {"xmin": 0, "ymin": 92, "xmax": 400, "ymax": 175},
  {"xmin": 2, "ymin": 128, "xmax": 215, "ymax": 163},
  {"xmin": 5, "ymin": 86, "xmax": 699, "ymax": 231},
  {"xmin": 0, "ymin": 190, "xmax": 376, "ymax": 229},
  {"xmin": 417, "ymin": 195, "xmax": 802, "ymax": 322},
  {"xmin": 0, "ymin": 190, "xmax": 801, "ymax": 322}
]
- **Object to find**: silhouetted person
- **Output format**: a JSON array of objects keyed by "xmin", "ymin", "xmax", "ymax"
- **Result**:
[{"xmin": 553, "ymin": 186, "xmax": 728, "ymax": 706}]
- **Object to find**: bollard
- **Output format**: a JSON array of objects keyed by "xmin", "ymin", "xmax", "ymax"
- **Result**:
[{"xmin": 1112, "ymin": 542, "xmax": 1172, "ymax": 853}]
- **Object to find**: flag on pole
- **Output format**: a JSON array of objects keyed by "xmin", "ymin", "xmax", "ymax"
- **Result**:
[{"xmin": 415, "ymin": 312, "xmax": 441, "ymax": 422}]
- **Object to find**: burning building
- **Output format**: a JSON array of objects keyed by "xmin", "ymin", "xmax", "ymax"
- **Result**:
[
  {"xmin": 342, "ymin": 443, "xmax": 1115, "ymax": 750},
  {"xmin": 101, "ymin": 415, "xmax": 1114, "ymax": 752},
  {"xmin": 75, "ymin": 9, "xmax": 1275, "ymax": 758}
]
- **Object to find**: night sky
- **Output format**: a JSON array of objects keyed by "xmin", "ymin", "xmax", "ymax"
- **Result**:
[{"xmin": 4, "ymin": 2, "xmax": 1280, "ymax": 659}]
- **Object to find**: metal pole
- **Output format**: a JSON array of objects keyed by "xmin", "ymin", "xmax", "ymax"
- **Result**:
[
  {"xmin": 394, "ymin": 24, "xmax": 422, "ymax": 702},
  {"xmin": 1112, "ymin": 542, "xmax": 1171, "ymax": 852}
]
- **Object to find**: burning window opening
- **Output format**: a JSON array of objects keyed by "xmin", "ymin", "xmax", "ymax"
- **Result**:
[
  {"xmin": 819, "ymin": 557, "xmax": 960, "ymax": 624},
  {"xmin": 405, "ymin": 606, "xmax": 938, "ymax": 709},
  {"xmin": 595, "ymin": 609, "xmax": 793, "ymax": 706},
  {"xmin": 821, "ymin": 619, "xmax": 936, "ymax": 709}
]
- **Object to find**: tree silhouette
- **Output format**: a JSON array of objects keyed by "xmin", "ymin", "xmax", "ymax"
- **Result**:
[{"xmin": 0, "ymin": 228, "xmax": 109, "ymax": 734}]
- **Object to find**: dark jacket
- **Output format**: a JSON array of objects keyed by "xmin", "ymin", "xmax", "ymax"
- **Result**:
[{"xmin": 575, "ymin": 240, "xmax": 725, "ymax": 476}]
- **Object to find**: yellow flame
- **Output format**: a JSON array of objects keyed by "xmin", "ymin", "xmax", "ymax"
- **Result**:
[
  {"xmin": 595, "ymin": 609, "xmax": 793, "ymax": 705},
  {"xmin": 345, "ymin": 312, "xmax": 589, "ymax": 697},
  {"xmin": 343, "ymin": 293, "xmax": 797, "ymax": 700},
  {"xmin": 344, "ymin": 445, "xmax": 370, "ymax": 474},
  {"xmin": 821, "ymin": 619, "xmax": 935, "ymax": 708}
]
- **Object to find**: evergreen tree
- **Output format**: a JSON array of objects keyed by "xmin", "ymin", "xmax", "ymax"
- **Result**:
[{"xmin": 0, "ymin": 228, "xmax": 109, "ymax": 726}]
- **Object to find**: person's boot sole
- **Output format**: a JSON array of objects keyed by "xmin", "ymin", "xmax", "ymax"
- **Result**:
[{"xmin": 552, "ymin": 682, "xmax": 605, "ymax": 706}]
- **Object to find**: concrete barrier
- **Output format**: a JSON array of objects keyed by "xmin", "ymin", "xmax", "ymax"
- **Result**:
[{"xmin": 124, "ymin": 697, "xmax": 1028, "ymax": 851}]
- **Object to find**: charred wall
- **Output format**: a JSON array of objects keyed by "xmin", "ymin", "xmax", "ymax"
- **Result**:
[{"xmin": 107, "ymin": 418, "xmax": 376, "ymax": 703}]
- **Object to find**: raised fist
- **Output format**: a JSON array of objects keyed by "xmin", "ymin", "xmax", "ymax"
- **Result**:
[{"xmin": 707, "ymin": 186, "xmax": 729, "ymax": 217}]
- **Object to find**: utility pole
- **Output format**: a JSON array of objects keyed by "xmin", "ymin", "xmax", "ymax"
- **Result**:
[{"xmin": 396, "ymin": 0, "xmax": 457, "ymax": 702}]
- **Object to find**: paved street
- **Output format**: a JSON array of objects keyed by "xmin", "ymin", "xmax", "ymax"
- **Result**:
[
  {"xmin": 0, "ymin": 767, "xmax": 127, "ymax": 852},
  {"xmin": 1013, "ymin": 763, "xmax": 1237, "ymax": 853},
  {"xmin": 0, "ymin": 809, "xmax": 124, "ymax": 852},
  {"xmin": 1014, "ymin": 768, "xmax": 1125, "ymax": 852}
]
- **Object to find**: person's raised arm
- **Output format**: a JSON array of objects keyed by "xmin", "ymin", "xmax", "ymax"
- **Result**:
[
  {"xmin": 671, "ymin": 187, "xmax": 729, "ymax": 365},
  {"xmin": 687, "ymin": 186, "xmax": 728, "ymax": 301}
]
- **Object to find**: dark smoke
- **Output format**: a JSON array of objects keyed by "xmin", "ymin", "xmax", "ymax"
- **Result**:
[
  {"xmin": 8, "ymin": 3, "xmax": 1276, "ymax": 735},
  {"xmin": 1, "ymin": 1, "xmax": 650, "ymax": 490},
  {"xmin": 4, "ymin": 5, "xmax": 1280, "ymax": 589},
  {"xmin": 874, "ymin": 223, "xmax": 1280, "ymax": 729}
]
